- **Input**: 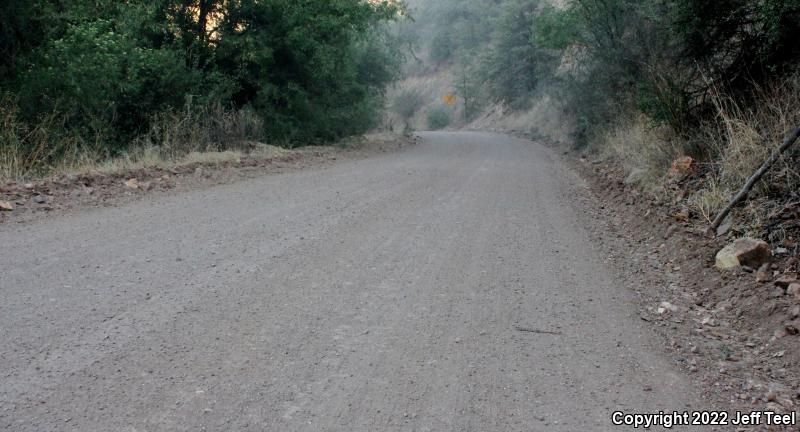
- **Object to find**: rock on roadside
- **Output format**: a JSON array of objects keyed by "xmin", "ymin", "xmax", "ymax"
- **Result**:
[
  {"xmin": 124, "ymin": 178, "xmax": 140, "ymax": 190},
  {"xmin": 715, "ymin": 238, "xmax": 772, "ymax": 271}
]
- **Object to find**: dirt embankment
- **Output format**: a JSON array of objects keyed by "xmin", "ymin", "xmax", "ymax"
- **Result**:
[
  {"xmin": 0, "ymin": 134, "xmax": 415, "ymax": 225},
  {"xmin": 562, "ymin": 149, "xmax": 800, "ymax": 420}
]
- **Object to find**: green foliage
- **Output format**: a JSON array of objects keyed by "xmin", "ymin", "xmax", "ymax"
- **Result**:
[
  {"xmin": 430, "ymin": 33, "xmax": 455, "ymax": 64},
  {"xmin": 426, "ymin": 106, "xmax": 452, "ymax": 130},
  {"xmin": 671, "ymin": 0, "xmax": 800, "ymax": 98},
  {"xmin": 454, "ymin": 55, "xmax": 486, "ymax": 122},
  {"xmin": 392, "ymin": 90, "xmax": 425, "ymax": 121},
  {"xmin": 533, "ymin": 0, "xmax": 800, "ymax": 146},
  {"xmin": 17, "ymin": 19, "xmax": 204, "ymax": 149},
  {"xmin": 483, "ymin": 0, "xmax": 556, "ymax": 109},
  {"xmin": 0, "ymin": 0, "xmax": 407, "ymax": 156},
  {"xmin": 404, "ymin": 0, "xmax": 502, "ymax": 66},
  {"xmin": 533, "ymin": 6, "xmax": 580, "ymax": 50},
  {"xmin": 528, "ymin": 0, "xmax": 687, "ymax": 144}
]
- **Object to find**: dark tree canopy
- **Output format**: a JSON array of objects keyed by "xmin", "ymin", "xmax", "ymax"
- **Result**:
[{"xmin": 0, "ymin": 0, "xmax": 406, "ymax": 151}]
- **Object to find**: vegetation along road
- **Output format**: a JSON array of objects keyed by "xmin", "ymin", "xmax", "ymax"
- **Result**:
[{"xmin": 0, "ymin": 132, "xmax": 717, "ymax": 431}]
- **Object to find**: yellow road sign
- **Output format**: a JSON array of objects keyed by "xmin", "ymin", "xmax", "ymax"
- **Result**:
[{"xmin": 443, "ymin": 92, "xmax": 456, "ymax": 106}]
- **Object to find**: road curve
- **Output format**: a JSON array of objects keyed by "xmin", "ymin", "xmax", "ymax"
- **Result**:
[{"xmin": 1, "ymin": 132, "xmax": 707, "ymax": 431}]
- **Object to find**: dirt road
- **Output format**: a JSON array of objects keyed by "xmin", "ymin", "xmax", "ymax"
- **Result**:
[{"xmin": 1, "ymin": 132, "xmax": 713, "ymax": 431}]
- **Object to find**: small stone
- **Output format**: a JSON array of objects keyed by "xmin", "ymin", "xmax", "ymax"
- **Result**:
[
  {"xmin": 787, "ymin": 283, "xmax": 800, "ymax": 298},
  {"xmin": 775, "ymin": 274, "xmax": 798, "ymax": 288},
  {"xmin": 766, "ymin": 390, "xmax": 779, "ymax": 402},
  {"xmin": 124, "ymin": 178, "xmax": 140, "ymax": 189},
  {"xmin": 668, "ymin": 156, "xmax": 696, "ymax": 178},
  {"xmin": 756, "ymin": 264, "xmax": 772, "ymax": 283},
  {"xmin": 658, "ymin": 301, "xmax": 678, "ymax": 314},
  {"xmin": 790, "ymin": 305, "xmax": 800, "ymax": 319},
  {"xmin": 664, "ymin": 224, "xmax": 678, "ymax": 240},
  {"xmin": 771, "ymin": 287, "xmax": 785, "ymax": 298},
  {"xmin": 32, "ymin": 195, "xmax": 47, "ymax": 204},
  {"xmin": 700, "ymin": 316, "xmax": 717, "ymax": 326},
  {"xmin": 0, "ymin": 200, "xmax": 13, "ymax": 211},
  {"xmin": 785, "ymin": 324, "xmax": 799, "ymax": 336}
]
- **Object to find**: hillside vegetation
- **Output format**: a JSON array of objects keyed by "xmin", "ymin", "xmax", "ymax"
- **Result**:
[
  {"xmin": 393, "ymin": 0, "xmax": 800, "ymax": 238},
  {"xmin": 0, "ymin": 0, "xmax": 406, "ymax": 181}
]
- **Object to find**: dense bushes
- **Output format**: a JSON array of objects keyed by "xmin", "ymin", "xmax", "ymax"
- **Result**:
[
  {"xmin": 407, "ymin": 0, "xmax": 800, "ymax": 148},
  {"xmin": 426, "ymin": 106, "xmax": 452, "ymax": 130},
  {"xmin": 529, "ymin": 0, "xmax": 800, "ymax": 229},
  {"xmin": 391, "ymin": 90, "xmax": 425, "ymax": 123},
  {"xmin": 482, "ymin": 0, "xmax": 556, "ymax": 109},
  {"xmin": 534, "ymin": 0, "xmax": 800, "ymax": 148},
  {"xmin": 0, "ymin": 0, "xmax": 405, "ymax": 180}
]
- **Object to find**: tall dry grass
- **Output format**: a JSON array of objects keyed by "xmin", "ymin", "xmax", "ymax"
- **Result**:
[
  {"xmin": 135, "ymin": 104, "xmax": 263, "ymax": 157},
  {"xmin": 691, "ymin": 76, "xmax": 800, "ymax": 224},
  {"xmin": 0, "ymin": 100, "xmax": 264, "ymax": 183},
  {"xmin": 594, "ymin": 113, "xmax": 684, "ymax": 191},
  {"xmin": 0, "ymin": 97, "xmax": 113, "ymax": 182}
]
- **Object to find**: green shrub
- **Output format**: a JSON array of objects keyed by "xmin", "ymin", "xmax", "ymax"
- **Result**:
[
  {"xmin": 392, "ymin": 90, "xmax": 424, "ymax": 121},
  {"xmin": 483, "ymin": 0, "xmax": 556, "ymax": 109},
  {"xmin": 430, "ymin": 33, "xmax": 455, "ymax": 64},
  {"xmin": 1, "ymin": 0, "xmax": 408, "ymax": 160},
  {"xmin": 426, "ymin": 106, "xmax": 452, "ymax": 130}
]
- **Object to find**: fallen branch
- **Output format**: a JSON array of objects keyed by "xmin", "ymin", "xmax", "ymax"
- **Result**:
[
  {"xmin": 710, "ymin": 124, "xmax": 800, "ymax": 234},
  {"xmin": 514, "ymin": 326, "xmax": 562, "ymax": 335}
]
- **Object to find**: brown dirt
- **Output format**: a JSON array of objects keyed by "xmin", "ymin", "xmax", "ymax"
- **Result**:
[
  {"xmin": 0, "ymin": 133, "xmax": 416, "ymax": 225},
  {"xmin": 562, "ymin": 149, "xmax": 800, "ymax": 424}
]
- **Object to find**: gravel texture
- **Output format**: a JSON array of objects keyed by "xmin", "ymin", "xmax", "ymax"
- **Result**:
[{"xmin": 0, "ymin": 132, "xmax": 721, "ymax": 431}]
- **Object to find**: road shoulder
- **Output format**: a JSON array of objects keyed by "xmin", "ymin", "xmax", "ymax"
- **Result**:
[{"xmin": 0, "ymin": 133, "xmax": 416, "ymax": 226}]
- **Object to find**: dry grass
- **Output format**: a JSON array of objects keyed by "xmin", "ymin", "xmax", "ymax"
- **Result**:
[
  {"xmin": 75, "ymin": 147, "xmax": 245, "ymax": 176},
  {"xmin": 1, "ymin": 101, "xmax": 266, "ymax": 183},
  {"xmin": 0, "ymin": 98, "xmax": 88, "ymax": 182},
  {"xmin": 468, "ymin": 95, "xmax": 574, "ymax": 145},
  {"xmin": 135, "ymin": 104, "xmax": 263, "ymax": 158},
  {"xmin": 595, "ymin": 114, "xmax": 682, "ymax": 191},
  {"xmin": 690, "ymin": 76, "xmax": 800, "ymax": 226}
]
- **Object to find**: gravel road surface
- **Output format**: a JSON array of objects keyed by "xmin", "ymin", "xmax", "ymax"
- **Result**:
[{"xmin": 1, "ymin": 132, "xmax": 710, "ymax": 431}]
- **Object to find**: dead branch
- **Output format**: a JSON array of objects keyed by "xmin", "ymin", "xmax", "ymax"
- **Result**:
[
  {"xmin": 710, "ymin": 124, "xmax": 800, "ymax": 235},
  {"xmin": 514, "ymin": 326, "xmax": 562, "ymax": 335}
]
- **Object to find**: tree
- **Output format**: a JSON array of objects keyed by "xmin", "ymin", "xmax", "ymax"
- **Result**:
[
  {"xmin": 0, "ymin": 0, "xmax": 407, "ymax": 152},
  {"xmin": 483, "ymin": 0, "xmax": 555, "ymax": 109}
]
